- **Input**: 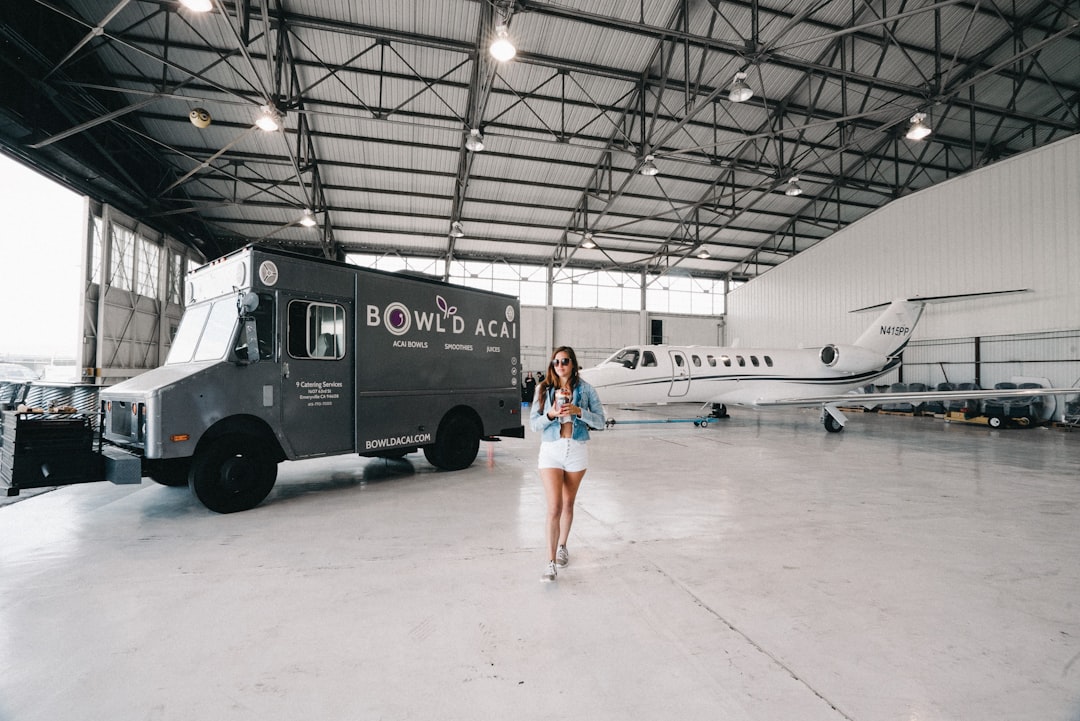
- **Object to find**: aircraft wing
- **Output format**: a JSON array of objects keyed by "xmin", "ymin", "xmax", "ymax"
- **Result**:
[{"xmin": 755, "ymin": 386, "xmax": 1080, "ymax": 408}]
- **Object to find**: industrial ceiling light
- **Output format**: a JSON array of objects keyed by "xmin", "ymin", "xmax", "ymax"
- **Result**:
[
  {"xmin": 639, "ymin": 155, "xmax": 659, "ymax": 177},
  {"xmin": 906, "ymin": 112, "xmax": 932, "ymax": 141},
  {"xmin": 256, "ymin": 105, "xmax": 281, "ymax": 132},
  {"xmin": 581, "ymin": 232, "xmax": 596, "ymax": 249},
  {"xmin": 727, "ymin": 71, "xmax": 753, "ymax": 103},
  {"xmin": 179, "ymin": 0, "xmax": 212, "ymax": 11},
  {"xmin": 299, "ymin": 209, "xmax": 316, "ymax": 227},
  {"xmin": 450, "ymin": 221, "xmax": 465, "ymax": 238},
  {"xmin": 696, "ymin": 247, "xmax": 710, "ymax": 259},
  {"xmin": 785, "ymin": 176, "xmax": 803, "ymax": 196},
  {"xmin": 465, "ymin": 128, "xmax": 485, "ymax": 152},
  {"xmin": 490, "ymin": 23, "xmax": 517, "ymax": 62}
]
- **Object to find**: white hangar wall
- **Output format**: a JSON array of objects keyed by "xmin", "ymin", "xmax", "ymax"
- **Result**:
[{"xmin": 725, "ymin": 134, "xmax": 1080, "ymax": 389}]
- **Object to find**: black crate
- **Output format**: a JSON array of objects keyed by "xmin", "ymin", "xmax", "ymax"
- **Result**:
[{"xmin": 0, "ymin": 412, "xmax": 102, "ymax": 492}]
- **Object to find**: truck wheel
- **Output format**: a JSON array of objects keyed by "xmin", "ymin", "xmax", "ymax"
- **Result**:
[
  {"xmin": 424, "ymin": 413, "xmax": 480, "ymax": 471},
  {"xmin": 146, "ymin": 458, "xmax": 192, "ymax": 487},
  {"xmin": 189, "ymin": 434, "xmax": 277, "ymax": 513}
]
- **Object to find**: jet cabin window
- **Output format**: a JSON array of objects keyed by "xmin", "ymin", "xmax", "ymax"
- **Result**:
[
  {"xmin": 642, "ymin": 351, "xmax": 657, "ymax": 367},
  {"xmin": 764, "ymin": 355, "xmax": 774, "ymax": 367},
  {"xmin": 750, "ymin": 356, "xmax": 760, "ymax": 367},
  {"xmin": 288, "ymin": 301, "xmax": 345, "ymax": 360},
  {"xmin": 691, "ymin": 355, "xmax": 702, "ymax": 367},
  {"xmin": 720, "ymin": 355, "xmax": 731, "ymax": 367},
  {"xmin": 736, "ymin": 355, "xmax": 745, "ymax": 367}
]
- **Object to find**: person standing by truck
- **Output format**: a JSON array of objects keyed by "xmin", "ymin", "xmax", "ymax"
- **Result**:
[
  {"xmin": 522, "ymin": 372, "xmax": 536, "ymax": 404},
  {"xmin": 530, "ymin": 346, "xmax": 605, "ymax": 582}
]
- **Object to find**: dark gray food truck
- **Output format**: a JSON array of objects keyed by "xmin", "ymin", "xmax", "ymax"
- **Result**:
[{"xmin": 2, "ymin": 246, "xmax": 524, "ymax": 513}]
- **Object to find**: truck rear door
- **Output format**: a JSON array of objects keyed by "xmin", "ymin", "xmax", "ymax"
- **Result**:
[{"xmin": 280, "ymin": 296, "xmax": 354, "ymax": 457}]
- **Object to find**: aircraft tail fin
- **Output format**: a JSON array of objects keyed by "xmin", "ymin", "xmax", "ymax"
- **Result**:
[
  {"xmin": 853, "ymin": 300, "xmax": 924, "ymax": 357},
  {"xmin": 851, "ymin": 289, "xmax": 1029, "ymax": 358}
]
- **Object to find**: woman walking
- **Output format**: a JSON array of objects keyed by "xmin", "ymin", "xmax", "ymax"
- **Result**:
[{"xmin": 530, "ymin": 346, "xmax": 605, "ymax": 582}]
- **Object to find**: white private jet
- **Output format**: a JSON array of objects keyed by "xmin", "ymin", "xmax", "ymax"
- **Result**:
[{"xmin": 580, "ymin": 290, "xmax": 1078, "ymax": 433}]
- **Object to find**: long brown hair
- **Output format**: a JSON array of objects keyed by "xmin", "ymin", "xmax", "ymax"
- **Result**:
[{"xmin": 537, "ymin": 346, "xmax": 579, "ymax": 413}]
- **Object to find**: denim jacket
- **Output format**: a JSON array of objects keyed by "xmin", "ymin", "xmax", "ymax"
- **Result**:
[{"xmin": 529, "ymin": 380, "xmax": 605, "ymax": 442}]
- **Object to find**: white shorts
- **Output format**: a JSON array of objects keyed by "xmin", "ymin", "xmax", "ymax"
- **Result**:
[{"xmin": 537, "ymin": 439, "xmax": 589, "ymax": 472}]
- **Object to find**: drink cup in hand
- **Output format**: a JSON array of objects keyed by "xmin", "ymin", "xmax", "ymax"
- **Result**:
[{"xmin": 555, "ymin": 389, "xmax": 572, "ymax": 423}]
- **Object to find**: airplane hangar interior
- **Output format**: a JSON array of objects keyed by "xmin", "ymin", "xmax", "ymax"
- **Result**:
[{"xmin": 1, "ymin": 1, "xmax": 1078, "ymax": 719}]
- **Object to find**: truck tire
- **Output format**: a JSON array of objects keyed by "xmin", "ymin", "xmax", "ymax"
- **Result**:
[
  {"xmin": 146, "ymin": 458, "xmax": 192, "ymax": 487},
  {"xmin": 189, "ymin": 433, "xmax": 277, "ymax": 513},
  {"xmin": 423, "ymin": 412, "xmax": 480, "ymax": 471}
]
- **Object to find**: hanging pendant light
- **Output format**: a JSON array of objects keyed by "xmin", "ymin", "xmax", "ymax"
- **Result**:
[
  {"xmin": 490, "ymin": 23, "xmax": 516, "ymax": 62},
  {"xmin": 728, "ymin": 71, "xmax": 753, "ymax": 103},
  {"xmin": 906, "ymin": 112, "xmax": 932, "ymax": 140},
  {"xmin": 256, "ymin": 105, "xmax": 281, "ymax": 132},
  {"xmin": 465, "ymin": 128, "xmax": 485, "ymax": 152}
]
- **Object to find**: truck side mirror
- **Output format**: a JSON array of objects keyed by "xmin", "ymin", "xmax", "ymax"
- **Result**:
[
  {"xmin": 238, "ymin": 291, "xmax": 260, "ymax": 314},
  {"xmin": 236, "ymin": 291, "xmax": 261, "ymax": 365}
]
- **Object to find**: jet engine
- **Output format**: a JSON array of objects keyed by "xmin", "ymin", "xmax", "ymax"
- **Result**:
[{"xmin": 819, "ymin": 344, "xmax": 889, "ymax": 373}]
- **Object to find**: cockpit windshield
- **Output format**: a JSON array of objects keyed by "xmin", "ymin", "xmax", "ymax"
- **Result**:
[{"xmin": 604, "ymin": 348, "xmax": 641, "ymax": 369}]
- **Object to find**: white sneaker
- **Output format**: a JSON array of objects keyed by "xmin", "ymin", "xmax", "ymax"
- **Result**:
[
  {"xmin": 555, "ymin": 545, "xmax": 569, "ymax": 568},
  {"xmin": 540, "ymin": 560, "xmax": 557, "ymax": 583}
]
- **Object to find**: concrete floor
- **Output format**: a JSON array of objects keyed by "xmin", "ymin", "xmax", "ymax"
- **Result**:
[{"xmin": 1, "ymin": 405, "xmax": 1078, "ymax": 721}]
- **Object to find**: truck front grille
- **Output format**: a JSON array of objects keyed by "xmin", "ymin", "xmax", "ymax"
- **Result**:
[{"xmin": 106, "ymin": 401, "xmax": 132, "ymax": 438}]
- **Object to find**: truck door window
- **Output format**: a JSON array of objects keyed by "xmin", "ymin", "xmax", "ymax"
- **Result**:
[
  {"xmin": 288, "ymin": 301, "xmax": 345, "ymax": 360},
  {"xmin": 233, "ymin": 292, "xmax": 276, "ymax": 361}
]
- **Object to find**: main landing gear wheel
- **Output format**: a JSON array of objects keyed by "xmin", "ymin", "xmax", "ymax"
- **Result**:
[
  {"xmin": 189, "ymin": 434, "xmax": 278, "ymax": 513},
  {"xmin": 424, "ymin": 412, "xmax": 481, "ymax": 471},
  {"xmin": 822, "ymin": 414, "xmax": 845, "ymax": 433}
]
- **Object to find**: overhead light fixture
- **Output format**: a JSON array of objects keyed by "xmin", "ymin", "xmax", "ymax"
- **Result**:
[
  {"xmin": 450, "ymin": 221, "xmax": 465, "ymax": 238},
  {"xmin": 640, "ymin": 155, "xmax": 659, "ymax": 177},
  {"xmin": 728, "ymin": 71, "xmax": 753, "ymax": 103},
  {"xmin": 490, "ymin": 23, "xmax": 517, "ymax": 62},
  {"xmin": 696, "ymin": 247, "xmax": 710, "ymax": 259},
  {"xmin": 785, "ymin": 176, "xmax": 803, "ymax": 197},
  {"xmin": 581, "ymin": 232, "xmax": 596, "ymax": 249},
  {"xmin": 906, "ymin": 112, "xmax": 932, "ymax": 141},
  {"xmin": 179, "ymin": 0, "xmax": 212, "ymax": 11},
  {"xmin": 465, "ymin": 128, "xmax": 485, "ymax": 152},
  {"xmin": 256, "ymin": 105, "xmax": 281, "ymax": 132},
  {"xmin": 299, "ymin": 209, "xmax": 316, "ymax": 227}
]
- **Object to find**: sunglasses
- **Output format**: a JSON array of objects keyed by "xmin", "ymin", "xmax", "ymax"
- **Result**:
[{"xmin": 551, "ymin": 358, "xmax": 572, "ymax": 367}]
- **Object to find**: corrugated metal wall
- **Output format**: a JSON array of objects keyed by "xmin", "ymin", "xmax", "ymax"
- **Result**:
[{"xmin": 726, "ymin": 135, "xmax": 1080, "ymax": 389}]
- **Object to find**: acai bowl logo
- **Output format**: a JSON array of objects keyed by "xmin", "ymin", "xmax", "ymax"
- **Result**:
[{"xmin": 382, "ymin": 302, "xmax": 412, "ymax": 336}]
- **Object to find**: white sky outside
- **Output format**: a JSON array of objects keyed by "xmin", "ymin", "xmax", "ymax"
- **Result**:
[{"xmin": 0, "ymin": 155, "xmax": 82, "ymax": 358}]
